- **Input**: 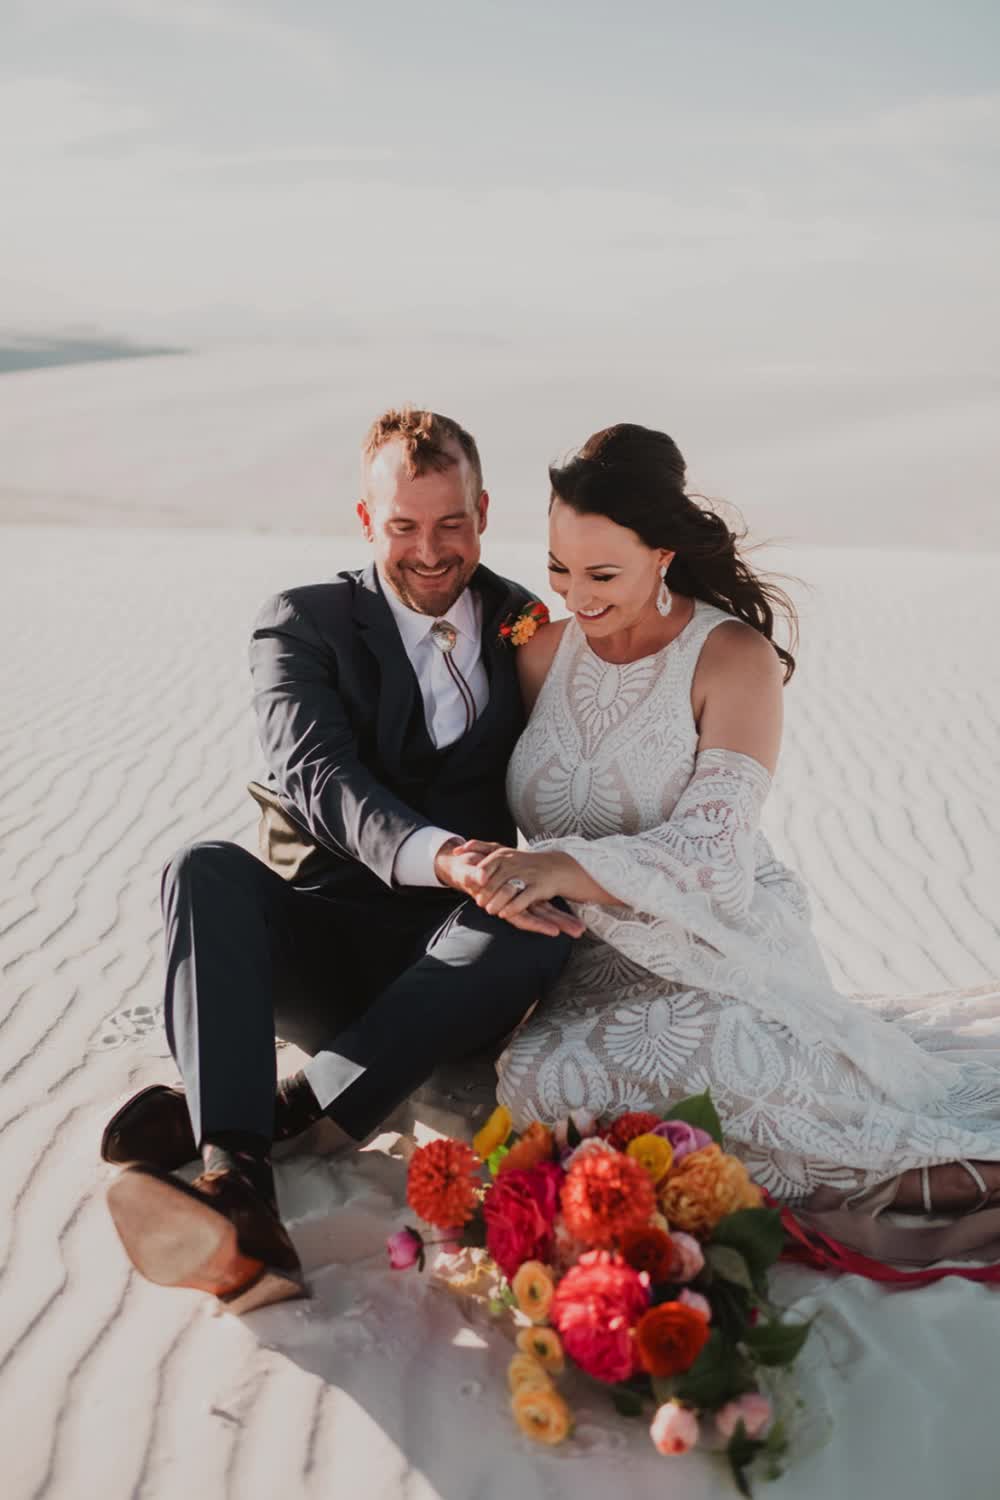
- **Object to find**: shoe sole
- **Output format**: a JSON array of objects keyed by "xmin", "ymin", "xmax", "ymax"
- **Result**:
[
  {"xmin": 100, "ymin": 1085, "xmax": 195, "ymax": 1170},
  {"xmin": 106, "ymin": 1168, "xmax": 306, "ymax": 1314}
]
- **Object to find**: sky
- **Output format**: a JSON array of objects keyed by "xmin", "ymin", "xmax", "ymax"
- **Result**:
[{"xmin": 2, "ymin": 0, "xmax": 998, "ymax": 374}]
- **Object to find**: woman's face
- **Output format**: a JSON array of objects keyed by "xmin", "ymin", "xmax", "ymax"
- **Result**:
[{"xmin": 547, "ymin": 497, "xmax": 671, "ymax": 638}]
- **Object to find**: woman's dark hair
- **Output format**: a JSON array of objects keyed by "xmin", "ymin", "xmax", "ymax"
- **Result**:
[{"xmin": 549, "ymin": 423, "xmax": 797, "ymax": 682}]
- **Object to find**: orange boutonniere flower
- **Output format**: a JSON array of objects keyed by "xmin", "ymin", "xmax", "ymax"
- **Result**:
[{"xmin": 499, "ymin": 600, "xmax": 549, "ymax": 647}]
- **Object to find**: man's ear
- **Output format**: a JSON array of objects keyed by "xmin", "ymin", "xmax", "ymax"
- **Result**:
[
  {"xmin": 477, "ymin": 490, "xmax": 490, "ymax": 534},
  {"xmin": 357, "ymin": 499, "xmax": 374, "ymax": 540}
]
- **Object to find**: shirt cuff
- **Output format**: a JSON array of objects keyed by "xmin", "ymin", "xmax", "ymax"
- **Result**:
[{"xmin": 392, "ymin": 826, "xmax": 461, "ymax": 887}]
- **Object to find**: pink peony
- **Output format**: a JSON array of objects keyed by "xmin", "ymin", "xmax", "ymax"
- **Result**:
[
  {"xmin": 678, "ymin": 1288, "xmax": 711, "ymax": 1321},
  {"xmin": 716, "ymin": 1393, "xmax": 773, "ymax": 1442},
  {"xmin": 386, "ymin": 1226, "xmax": 424, "ymax": 1270},
  {"xmin": 652, "ymin": 1120, "xmax": 714, "ymax": 1162},
  {"xmin": 668, "ymin": 1231, "xmax": 705, "ymax": 1283},
  {"xmin": 561, "ymin": 1136, "xmax": 617, "ymax": 1170},
  {"xmin": 549, "ymin": 1249, "xmax": 650, "ymax": 1384},
  {"xmin": 482, "ymin": 1162, "xmax": 564, "ymax": 1280},
  {"xmin": 650, "ymin": 1401, "xmax": 700, "ymax": 1456}
]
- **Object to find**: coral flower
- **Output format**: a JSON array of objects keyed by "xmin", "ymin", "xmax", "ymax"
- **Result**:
[
  {"xmin": 550, "ymin": 1250, "xmax": 650, "ymax": 1384},
  {"xmin": 659, "ymin": 1145, "xmax": 762, "ymax": 1235},
  {"xmin": 473, "ymin": 1104, "xmax": 513, "ymax": 1161},
  {"xmin": 626, "ymin": 1133, "xmax": 674, "ymax": 1185},
  {"xmin": 603, "ymin": 1111, "xmax": 663, "ymax": 1153},
  {"xmin": 561, "ymin": 1149, "xmax": 656, "ymax": 1248},
  {"xmin": 516, "ymin": 1326, "xmax": 565, "ymax": 1374},
  {"xmin": 406, "ymin": 1138, "xmax": 481, "ymax": 1229},
  {"xmin": 512, "ymin": 1259, "xmax": 557, "ymax": 1324},
  {"xmin": 507, "ymin": 1353, "xmax": 553, "ymax": 1394},
  {"xmin": 497, "ymin": 1121, "xmax": 555, "ymax": 1175},
  {"xmin": 621, "ymin": 1225, "xmax": 675, "ymax": 1282},
  {"xmin": 635, "ymin": 1302, "xmax": 711, "ymax": 1378},
  {"xmin": 511, "ymin": 1384, "xmax": 573, "ymax": 1445}
]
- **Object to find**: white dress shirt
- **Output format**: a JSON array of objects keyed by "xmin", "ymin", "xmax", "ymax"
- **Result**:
[{"xmin": 380, "ymin": 569, "xmax": 490, "ymax": 886}]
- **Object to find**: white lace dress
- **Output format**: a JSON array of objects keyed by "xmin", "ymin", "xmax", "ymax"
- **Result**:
[{"xmin": 497, "ymin": 603, "xmax": 1000, "ymax": 1217}]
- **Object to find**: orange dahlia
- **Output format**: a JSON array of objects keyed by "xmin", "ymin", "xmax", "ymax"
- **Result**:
[
  {"xmin": 406, "ymin": 1138, "xmax": 481, "ymax": 1229},
  {"xmin": 659, "ymin": 1145, "xmax": 763, "ymax": 1235},
  {"xmin": 497, "ymin": 1121, "xmax": 555, "ymax": 1175},
  {"xmin": 603, "ymin": 1111, "xmax": 663, "ymax": 1152},
  {"xmin": 561, "ymin": 1149, "xmax": 656, "ymax": 1248}
]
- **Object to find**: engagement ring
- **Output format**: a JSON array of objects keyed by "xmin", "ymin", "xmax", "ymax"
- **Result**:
[{"xmin": 505, "ymin": 877, "xmax": 527, "ymax": 893}]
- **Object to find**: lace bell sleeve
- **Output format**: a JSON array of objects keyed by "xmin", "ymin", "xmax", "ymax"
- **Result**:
[{"xmin": 532, "ymin": 746, "xmax": 955, "ymax": 1110}]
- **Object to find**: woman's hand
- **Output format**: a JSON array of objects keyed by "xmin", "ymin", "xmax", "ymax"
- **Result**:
[{"xmin": 459, "ymin": 844, "xmax": 613, "ymax": 920}]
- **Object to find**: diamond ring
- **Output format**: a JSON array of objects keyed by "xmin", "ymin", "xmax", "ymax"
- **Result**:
[{"xmin": 505, "ymin": 877, "xmax": 527, "ymax": 893}]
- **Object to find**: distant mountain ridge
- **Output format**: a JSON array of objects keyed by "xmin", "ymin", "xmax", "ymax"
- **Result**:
[{"xmin": 0, "ymin": 331, "xmax": 186, "ymax": 374}]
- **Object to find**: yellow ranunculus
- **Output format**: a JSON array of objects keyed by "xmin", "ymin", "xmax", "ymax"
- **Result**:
[
  {"xmin": 626, "ymin": 1132, "xmax": 674, "ymax": 1186},
  {"xmin": 473, "ymin": 1104, "xmax": 513, "ymax": 1161},
  {"xmin": 511, "ymin": 1259, "xmax": 556, "ymax": 1324},
  {"xmin": 516, "ymin": 1326, "xmax": 565, "ymax": 1374},
  {"xmin": 659, "ymin": 1145, "xmax": 762, "ymax": 1234},
  {"xmin": 511, "ymin": 1384, "xmax": 573, "ymax": 1445},
  {"xmin": 507, "ymin": 1353, "xmax": 553, "ymax": 1394}
]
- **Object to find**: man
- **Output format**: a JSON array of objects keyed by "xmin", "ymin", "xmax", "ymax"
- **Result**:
[{"xmin": 101, "ymin": 408, "xmax": 581, "ymax": 1314}]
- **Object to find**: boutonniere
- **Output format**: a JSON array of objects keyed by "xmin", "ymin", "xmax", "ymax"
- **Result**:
[{"xmin": 499, "ymin": 599, "xmax": 550, "ymax": 647}]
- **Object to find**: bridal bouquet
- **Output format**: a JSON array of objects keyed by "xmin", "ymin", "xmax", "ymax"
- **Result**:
[{"xmin": 387, "ymin": 1093, "xmax": 811, "ymax": 1495}]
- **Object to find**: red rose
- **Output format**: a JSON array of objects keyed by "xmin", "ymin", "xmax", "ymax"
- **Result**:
[
  {"xmin": 483, "ymin": 1162, "xmax": 564, "ymax": 1280},
  {"xmin": 549, "ymin": 1249, "xmax": 651, "ymax": 1384}
]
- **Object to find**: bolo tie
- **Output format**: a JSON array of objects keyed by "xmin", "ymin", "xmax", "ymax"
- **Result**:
[{"xmin": 429, "ymin": 620, "xmax": 478, "ymax": 734}]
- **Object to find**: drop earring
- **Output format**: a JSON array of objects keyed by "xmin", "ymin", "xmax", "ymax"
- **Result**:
[{"xmin": 656, "ymin": 564, "xmax": 673, "ymax": 617}]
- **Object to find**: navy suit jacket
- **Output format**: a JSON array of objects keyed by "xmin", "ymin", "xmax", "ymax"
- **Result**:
[{"xmin": 248, "ymin": 561, "xmax": 535, "ymax": 902}]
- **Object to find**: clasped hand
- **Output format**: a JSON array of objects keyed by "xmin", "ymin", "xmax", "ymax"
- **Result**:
[{"xmin": 435, "ymin": 839, "xmax": 586, "ymax": 938}]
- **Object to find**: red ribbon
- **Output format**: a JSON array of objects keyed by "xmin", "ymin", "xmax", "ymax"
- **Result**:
[{"xmin": 772, "ymin": 1199, "xmax": 1000, "ymax": 1288}]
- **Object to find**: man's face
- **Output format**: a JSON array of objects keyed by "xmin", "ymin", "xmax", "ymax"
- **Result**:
[{"xmin": 358, "ymin": 439, "xmax": 489, "ymax": 616}]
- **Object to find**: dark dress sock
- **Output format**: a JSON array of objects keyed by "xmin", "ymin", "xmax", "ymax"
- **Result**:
[{"xmin": 274, "ymin": 1071, "xmax": 325, "ymax": 1141}]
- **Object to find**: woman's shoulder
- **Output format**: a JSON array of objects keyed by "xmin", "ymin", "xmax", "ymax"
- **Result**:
[
  {"xmin": 516, "ymin": 617, "xmax": 571, "ymax": 711},
  {"xmin": 697, "ymin": 614, "xmax": 783, "ymax": 684}
]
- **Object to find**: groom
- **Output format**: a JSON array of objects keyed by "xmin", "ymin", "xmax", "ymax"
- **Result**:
[{"xmin": 102, "ymin": 407, "xmax": 580, "ymax": 1314}]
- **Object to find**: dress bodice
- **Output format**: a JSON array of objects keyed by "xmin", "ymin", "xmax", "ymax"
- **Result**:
[{"xmin": 507, "ymin": 600, "xmax": 736, "ymax": 842}]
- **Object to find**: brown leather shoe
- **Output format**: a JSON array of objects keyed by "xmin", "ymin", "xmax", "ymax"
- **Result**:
[
  {"xmin": 106, "ymin": 1163, "xmax": 306, "ymax": 1314},
  {"xmin": 101, "ymin": 1085, "xmax": 197, "ymax": 1170}
]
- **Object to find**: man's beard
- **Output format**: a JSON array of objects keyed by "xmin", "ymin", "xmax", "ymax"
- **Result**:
[{"xmin": 388, "ymin": 558, "xmax": 476, "ymax": 616}]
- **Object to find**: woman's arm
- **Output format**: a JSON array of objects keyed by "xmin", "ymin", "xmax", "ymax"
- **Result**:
[{"xmin": 514, "ymin": 618, "xmax": 569, "ymax": 715}]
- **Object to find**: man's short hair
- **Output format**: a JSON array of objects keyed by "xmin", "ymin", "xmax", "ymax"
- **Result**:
[{"xmin": 362, "ymin": 407, "xmax": 483, "ymax": 498}]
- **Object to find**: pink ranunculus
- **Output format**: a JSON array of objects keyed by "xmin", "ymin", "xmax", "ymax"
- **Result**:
[
  {"xmin": 554, "ymin": 1109, "xmax": 600, "ymax": 1153},
  {"xmin": 652, "ymin": 1120, "xmax": 714, "ymax": 1162},
  {"xmin": 482, "ymin": 1162, "xmax": 564, "ymax": 1280},
  {"xmin": 386, "ymin": 1226, "xmax": 424, "ymax": 1270},
  {"xmin": 549, "ymin": 1249, "xmax": 651, "ymax": 1384},
  {"xmin": 716, "ymin": 1393, "xmax": 773, "ymax": 1442},
  {"xmin": 678, "ymin": 1288, "xmax": 711, "ymax": 1321},
  {"xmin": 560, "ymin": 1136, "xmax": 618, "ymax": 1170},
  {"xmin": 668, "ymin": 1231, "xmax": 705, "ymax": 1283},
  {"xmin": 650, "ymin": 1401, "xmax": 700, "ymax": 1456}
]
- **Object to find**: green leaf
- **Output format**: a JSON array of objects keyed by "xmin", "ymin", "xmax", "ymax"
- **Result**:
[
  {"xmin": 744, "ymin": 1317, "xmax": 812, "ymax": 1367},
  {"xmin": 675, "ymin": 1331, "xmax": 756, "ymax": 1408},
  {"xmin": 706, "ymin": 1244, "xmax": 754, "ymax": 1292},
  {"xmin": 764, "ymin": 1417, "xmax": 789, "ymax": 1457},
  {"xmin": 706, "ymin": 1279, "xmax": 752, "ymax": 1344},
  {"xmin": 711, "ymin": 1209, "xmax": 785, "ymax": 1286},
  {"xmin": 726, "ymin": 1421, "xmax": 766, "ymax": 1498},
  {"xmin": 664, "ymin": 1090, "xmax": 723, "ymax": 1145},
  {"xmin": 611, "ymin": 1386, "xmax": 645, "ymax": 1417},
  {"xmin": 486, "ymin": 1144, "xmax": 510, "ymax": 1176}
]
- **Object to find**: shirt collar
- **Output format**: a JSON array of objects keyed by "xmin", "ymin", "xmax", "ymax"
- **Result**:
[{"xmin": 378, "ymin": 567, "xmax": 479, "ymax": 650}]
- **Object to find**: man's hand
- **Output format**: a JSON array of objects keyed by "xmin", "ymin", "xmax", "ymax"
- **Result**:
[{"xmin": 436, "ymin": 839, "xmax": 584, "ymax": 939}]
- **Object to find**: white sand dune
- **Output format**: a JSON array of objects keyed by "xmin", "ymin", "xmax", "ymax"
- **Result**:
[{"xmin": 2, "ymin": 523, "xmax": 999, "ymax": 1500}]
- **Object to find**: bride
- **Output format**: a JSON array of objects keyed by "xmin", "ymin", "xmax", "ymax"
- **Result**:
[{"xmin": 465, "ymin": 422, "xmax": 1000, "ymax": 1263}]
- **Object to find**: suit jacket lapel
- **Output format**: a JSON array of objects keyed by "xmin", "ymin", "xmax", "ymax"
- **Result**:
[{"xmin": 351, "ymin": 564, "xmax": 433, "ymax": 767}]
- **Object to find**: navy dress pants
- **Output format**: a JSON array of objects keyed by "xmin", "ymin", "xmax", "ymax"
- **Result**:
[{"xmin": 161, "ymin": 841, "xmax": 571, "ymax": 1145}]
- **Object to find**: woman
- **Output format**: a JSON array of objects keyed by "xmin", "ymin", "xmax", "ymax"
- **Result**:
[{"xmin": 467, "ymin": 423, "xmax": 1000, "ymax": 1263}]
